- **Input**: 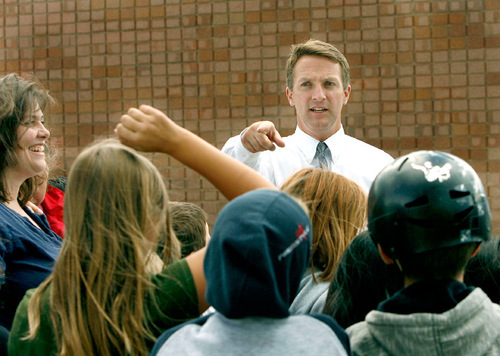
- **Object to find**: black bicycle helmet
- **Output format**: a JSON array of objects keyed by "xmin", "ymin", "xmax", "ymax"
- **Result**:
[{"xmin": 368, "ymin": 151, "xmax": 491, "ymax": 258}]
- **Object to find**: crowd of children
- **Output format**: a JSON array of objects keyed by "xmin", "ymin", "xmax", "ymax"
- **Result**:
[{"xmin": 1, "ymin": 66, "xmax": 499, "ymax": 355}]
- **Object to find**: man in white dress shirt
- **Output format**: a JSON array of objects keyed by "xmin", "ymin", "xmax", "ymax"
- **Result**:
[{"xmin": 222, "ymin": 39, "xmax": 393, "ymax": 192}]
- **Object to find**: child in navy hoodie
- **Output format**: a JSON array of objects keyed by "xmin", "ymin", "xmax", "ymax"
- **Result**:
[{"xmin": 152, "ymin": 189, "xmax": 350, "ymax": 355}]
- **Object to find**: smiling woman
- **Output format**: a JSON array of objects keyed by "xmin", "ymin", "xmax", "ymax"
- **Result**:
[{"xmin": 0, "ymin": 73, "xmax": 62, "ymax": 331}]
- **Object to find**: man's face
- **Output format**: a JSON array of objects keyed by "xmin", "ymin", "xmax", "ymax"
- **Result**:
[{"xmin": 286, "ymin": 55, "xmax": 351, "ymax": 142}]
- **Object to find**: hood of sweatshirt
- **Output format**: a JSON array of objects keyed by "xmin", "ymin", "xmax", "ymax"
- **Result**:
[
  {"xmin": 204, "ymin": 189, "xmax": 312, "ymax": 318},
  {"xmin": 348, "ymin": 288, "xmax": 500, "ymax": 356}
]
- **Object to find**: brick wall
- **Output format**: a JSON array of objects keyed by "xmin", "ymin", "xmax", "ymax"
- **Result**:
[{"xmin": 1, "ymin": 0, "xmax": 499, "ymax": 234}]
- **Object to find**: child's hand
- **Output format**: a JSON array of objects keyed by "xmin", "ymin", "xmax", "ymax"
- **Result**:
[{"xmin": 115, "ymin": 105, "xmax": 183, "ymax": 154}]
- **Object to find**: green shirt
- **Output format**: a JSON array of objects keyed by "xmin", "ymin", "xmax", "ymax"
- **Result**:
[{"xmin": 8, "ymin": 259, "xmax": 199, "ymax": 355}]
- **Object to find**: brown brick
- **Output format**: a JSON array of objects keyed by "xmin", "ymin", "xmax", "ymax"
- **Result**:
[
  {"xmin": 486, "ymin": 0, "xmax": 500, "ymax": 10},
  {"xmin": 294, "ymin": 9, "xmax": 310, "ymax": 20},
  {"xmin": 432, "ymin": 14, "xmax": 448, "ymax": 26},
  {"xmin": 262, "ymin": 10, "xmax": 277, "ymax": 22},
  {"xmin": 399, "ymin": 89, "xmax": 415, "ymax": 101},
  {"xmin": 246, "ymin": 12, "xmax": 260, "ymax": 23},
  {"xmin": 451, "ymin": 148, "xmax": 469, "ymax": 160},
  {"xmin": 397, "ymin": 52, "xmax": 413, "ymax": 63},
  {"xmin": 449, "ymin": 13, "xmax": 466, "ymax": 24},
  {"xmin": 363, "ymin": 53, "xmax": 379, "ymax": 65},
  {"xmin": 415, "ymin": 27, "xmax": 431, "ymax": 39},
  {"xmin": 450, "ymin": 38, "xmax": 466, "ymax": 49},
  {"xmin": 450, "ymin": 25, "xmax": 466, "ymax": 37},
  {"xmin": 400, "ymin": 137, "xmax": 417, "ymax": 149},
  {"xmin": 417, "ymin": 137, "xmax": 433, "ymax": 149},
  {"xmin": 468, "ymin": 37, "xmax": 485, "ymax": 49},
  {"xmin": 416, "ymin": 89, "xmax": 431, "ymax": 100},
  {"xmin": 433, "ymin": 38, "xmax": 449, "ymax": 50},
  {"xmin": 467, "ymin": 24, "xmax": 484, "ymax": 36},
  {"xmin": 487, "ymin": 73, "xmax": 500, "ymax": 85},
  {"xmin": 382, "ymin": 138, "xmax": 399, "ymax": 150},
  {"xmin": 435, "ymin": 137, "xmax": 451, "ymax": 149},
  {"xmin": 486, "ymin": 37, "xmax": 500, "ymax": 48},
  {"xmin": 345, "ymin": 18, "xmax": 361, "ymax": 30},
  {"xmin": 470, "ymin": 124, "xmax": 487, "ymax": 135}
]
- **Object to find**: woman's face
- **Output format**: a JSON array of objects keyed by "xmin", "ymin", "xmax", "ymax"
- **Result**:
[{"xmin": 14, "ymin": 101, "xmax": 50, "ymax": 180}]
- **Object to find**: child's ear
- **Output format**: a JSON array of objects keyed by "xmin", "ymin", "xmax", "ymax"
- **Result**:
[
  {"xmin": 377, "ymin": 244, "xmax": 395, "ymax": 265},
  {"xmin": 470, "ymin": 243, "xmax": 482, "ymax": 258}
]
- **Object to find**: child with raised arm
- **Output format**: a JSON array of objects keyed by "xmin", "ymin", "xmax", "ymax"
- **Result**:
[{"xmin": 9, "ymin": 105, "xmax": 274, "ymax": 355}]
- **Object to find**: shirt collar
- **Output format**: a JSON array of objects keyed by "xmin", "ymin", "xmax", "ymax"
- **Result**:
[
  {"xmin": 293, "ymin": 125, "xmax": 345, "ymax": 164},
  {"xmin": 377, "ymin": 279, "xmax": 474, "ymax": 315}
]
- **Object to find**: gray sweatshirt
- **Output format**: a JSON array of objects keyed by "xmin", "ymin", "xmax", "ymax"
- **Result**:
[
  {"xmin": 289, "ymin": 268, "xmax": 329, "ymax": 314},
  {"xmin": 347, "ymin": 288, "xmax": 500, "ymax": 356},
  {"xmin": 155, "ymin": 312, "xmax": 348, "ymax": 356}
]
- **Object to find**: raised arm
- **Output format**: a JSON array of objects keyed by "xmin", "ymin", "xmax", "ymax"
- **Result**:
[{"xmin": 115, "ymin": 105, "xmax": 275, "ymax": 201}]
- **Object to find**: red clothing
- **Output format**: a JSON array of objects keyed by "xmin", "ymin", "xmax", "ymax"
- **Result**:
[{"xmin": 40, "ymin": 186, "xmax": 65, "ymax": 238}]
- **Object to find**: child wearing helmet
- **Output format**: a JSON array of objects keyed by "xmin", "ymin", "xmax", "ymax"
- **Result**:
[{"xmin": 347, "ymin": 151, "xmax": 500, "ymax": 356}]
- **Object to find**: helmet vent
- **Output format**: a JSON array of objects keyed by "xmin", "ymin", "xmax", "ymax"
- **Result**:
[
  {"xmin": 397, "ymin": 157, "xmax": 409, "ymax": 171},
  {"xmin": 453, "ymin": 206, "xmax": 474, "ymax": 224},
  {"xmin": 449, "ymin": 190, "xmax": 470, "ymax": 199},
  {"xmin": 407, "ymin": 217, "xmax": 434, "ymax": 228},
  {"xmin": 405, "ymin": 195, "xmax": 429, "ymax": 208}
]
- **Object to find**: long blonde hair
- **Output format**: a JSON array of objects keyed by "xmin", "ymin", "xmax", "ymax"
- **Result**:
[
  {"xmin": 26, "ymin": 139, "xmax": 180, "ymax": 355},
  {"xmin": 281, "ymin": 168, "xmax": 367, "ymax": 282}
]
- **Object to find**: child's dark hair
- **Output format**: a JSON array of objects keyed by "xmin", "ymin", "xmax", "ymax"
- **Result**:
[
  {"xmin": 398, "ymin": 243, "xmax": 479, "ymax": 281},
  {"xmin": 323, "ymin": 231, "xmax": 403, "ymax": 329},
  {"xmin": 48, "ymin": 176, "xmax": 68, "ymax": 193},
  {"xmin": 465, "ymin": 238, "xmax": 500, "ymax": 303}
]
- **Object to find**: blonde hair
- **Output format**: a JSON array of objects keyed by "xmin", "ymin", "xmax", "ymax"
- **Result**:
[
  {"xmin": 281, "ymin": 168, "xmax": 367, "ymax": 282},
  {"xmin": 26, "ymin": 139, "xmax": 180, "ymax": 355},
  {"xmin": 168, "ymin": 201, "xmax": 208, "ymax": 258}
]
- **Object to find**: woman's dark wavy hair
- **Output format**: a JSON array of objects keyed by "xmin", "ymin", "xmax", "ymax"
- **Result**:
[
  {"xmin": 465, "ymin": 237, "xmax": 500, "ymax": 303},
  {"xmin": 0, "ymin": 73, "xmax": 55, "ymax": 205},
  {"xmin": 323, "ymin": 231, "xmax": 403, "ymax": 329}
]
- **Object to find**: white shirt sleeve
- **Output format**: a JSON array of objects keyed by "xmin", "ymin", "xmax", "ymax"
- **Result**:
[{"xmin": 221, "ymin": 134, "xmax": 262, "ymax": 171}]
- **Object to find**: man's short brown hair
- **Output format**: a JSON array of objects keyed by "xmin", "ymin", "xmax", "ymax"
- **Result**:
[{"xmin": 285, "ymin": 39, "xmax": 350, "ymax": 91}]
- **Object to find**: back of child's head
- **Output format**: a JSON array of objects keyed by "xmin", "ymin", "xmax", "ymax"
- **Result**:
[
  {"xmin": 465, "ymin": 237, "xmax": 500, "ymax": 303},
  {"xmin": 204, "ymin": 189, "xmax": 312, "ymax": 318},
  {"xmin": 48, "ymin": 176, "xmax": 68, "ymax": 192},
  {"xmin": 167, "ymin": 201, "xmax": 208, "ymax": 258},
  {"xmin": 368, "ymin": 151, "xmax": 491, "ymax": 281},
  {"xmin": 280, "ymin": 168, "xmax": 367, "ymax": 282},
  {"xmin": 323, "ymin": 231, "xmax": 403, "ymax": 329},
  {"xmin": 45, "ymin": 139, "xmax": 180, "ymax": 355},
  {"xmin": 62, "ymin": 139, "xmax": 179, "ymax": 267}
]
